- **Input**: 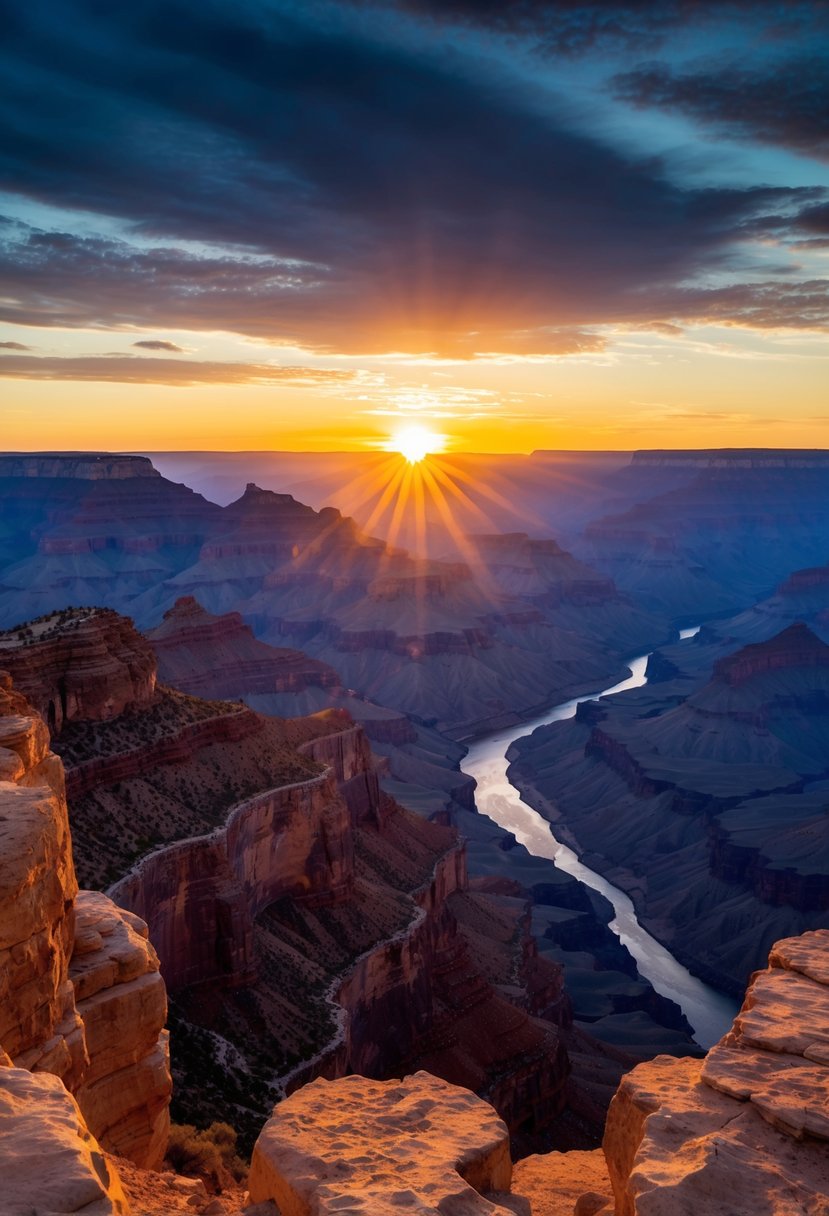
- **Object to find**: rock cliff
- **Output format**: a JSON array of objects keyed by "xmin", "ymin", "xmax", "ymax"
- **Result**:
[
  {"xmin": 148, "ymin": 597, "xmax": 340, "ymax": 699},
  {"xmin": 0, "ymin": 672, "xmax": 171, "ymax": 1168},
  {"xmin": 0, "ymin": 1062, "xmax": 131, "ymax": 1216},
  {"xmin": 248, "ymin": 1071, "xmax": 514, "ymax": 1214},
  {"xmin": 0, "ymin": 607, "xmax": 157, "ymax": 734}
]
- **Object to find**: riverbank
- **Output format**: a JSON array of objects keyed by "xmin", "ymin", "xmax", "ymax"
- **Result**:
[{"xmin": 461, "ymin": 630, "xmax": 739, "ymax": 1048}]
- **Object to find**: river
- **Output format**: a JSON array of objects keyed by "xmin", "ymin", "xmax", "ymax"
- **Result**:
[{"xmin": 461, "ymin": 626, "xmax": 738, "ymax": 1048}]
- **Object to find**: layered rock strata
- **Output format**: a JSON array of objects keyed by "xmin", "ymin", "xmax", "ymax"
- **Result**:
[
  {"xmin": 148, "ymin": 596, "xmax": 339, "ymax": 699},
  {"xmin": 604, "ymin": 929, "xmax": 829, "ymax": 1214},
  {"xmin": 0, "ymin": 456, "xmax": 669, "ymax": 736},
  {"xmin": 0, "ymin": 607, "xmax": 157, "ymax": 735},
  {"xmin": 0, "ymin": 672, "xmax": 171, "ymax": 1168}
]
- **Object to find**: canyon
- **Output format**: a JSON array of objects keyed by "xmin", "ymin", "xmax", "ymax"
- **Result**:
[
  {"xmin": 510, "ymin": 622, "xmax": 829, "ymax": 994},
  {"xmin": 3, "ymin": 447, "xmax": 829, "ymax": 1212},
  {"xmin": 0, "ymin": 454, "xmax": 670, "ymax": 737},
  {"xmin": 0, "ymin": 602, "xmax": 701, "ymax": 1157},
  {"xmin": 3, "ymin": 649, "xmax": 827, "ymax": 1212}
]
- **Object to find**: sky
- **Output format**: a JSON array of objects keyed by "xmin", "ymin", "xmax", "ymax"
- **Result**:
[{"xmin": 1, "ymin": 0, "xmax": 828, "ymax": 453}]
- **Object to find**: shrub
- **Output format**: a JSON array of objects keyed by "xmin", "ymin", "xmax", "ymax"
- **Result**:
[{"xmin": 165, "ymin": 1121, "xmax": 247, "ymax": 1192}]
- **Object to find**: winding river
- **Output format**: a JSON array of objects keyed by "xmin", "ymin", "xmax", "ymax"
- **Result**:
[{"xmin": 461, "ymin": 627, "xmax": 738, "ymax": 1049}]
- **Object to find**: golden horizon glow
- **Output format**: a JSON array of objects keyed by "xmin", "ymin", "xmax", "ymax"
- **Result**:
[{"xmin": 387, "ymin": 424, "xmax": 446, "ymax": 464}]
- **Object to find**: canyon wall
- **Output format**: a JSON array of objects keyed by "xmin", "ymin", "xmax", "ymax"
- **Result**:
[
  {"xmin": 0, "ymin": 671, "xmax": 171, "ymax": 1169},
  {"xmin": 0, "ymin": 608, "xmax": 157, "ymax": 736},
  {"xmin": 106, "ymin": 726, "xmax": 370, "ymax": 993},
  {"xmin": 149, "ymin": 595, "xmax": 340, "ymax": 699}
]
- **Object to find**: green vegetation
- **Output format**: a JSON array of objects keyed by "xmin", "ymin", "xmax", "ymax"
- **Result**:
[{"xmin": 166, "ymin": 1120, "xmax": 247, "ymax": 1191}]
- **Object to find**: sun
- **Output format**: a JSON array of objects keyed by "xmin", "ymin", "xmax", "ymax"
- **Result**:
[{"xmin": 388, "ymin": 424, "xmax": 444, "ymax": 464}]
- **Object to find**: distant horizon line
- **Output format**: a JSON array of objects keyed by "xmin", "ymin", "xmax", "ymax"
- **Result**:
[{"xmin": 4, "ymin": 446, "xmax": 829, "ymax": 458}]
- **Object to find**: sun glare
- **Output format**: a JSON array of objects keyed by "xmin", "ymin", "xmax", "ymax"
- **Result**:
[{"xmin": 390, "ymin": 424, "xmax": 444, "ymax": 464}]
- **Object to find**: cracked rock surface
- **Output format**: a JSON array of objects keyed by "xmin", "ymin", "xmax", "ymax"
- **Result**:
[{"xmin": 603, "ymin": 929, "xmax": 829, "ymax": 1215}]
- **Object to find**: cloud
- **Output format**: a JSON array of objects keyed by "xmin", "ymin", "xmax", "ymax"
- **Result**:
[
  {"xmin": 0, "ymin": 353, "xmax": 358, "ymax": 385},
  {"xmin": 0, "ymin": 339, "xmax": 31, "ymax": 349},
  {"xmin": 668, "ymin": 280, "xmax": 829, "ymax": 331},
  {"xmin": 347, "ymin": 2, "xmax": 827, "ymax": 56},
  {"xmin": 612, "ymin": 55, "xmax": 829, "ymax": 160},
  {"xmin": 0, "ymin": 0, "xmax": 826, "ymax": 358},
  {"xmin": 132, "ymin": 338, "xmax": 184, "ymax": 351}
]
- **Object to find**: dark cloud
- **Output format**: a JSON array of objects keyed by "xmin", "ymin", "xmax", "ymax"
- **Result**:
[
  {"xmin": 351, "ymin": 1, "xmax": 828, "ymax": 54},
  {"xmin": 0, "ymin": 0, "xmax": 826, "ymax": 354},
  {"xmin": 132, "ymin": 338, "xmax": 184, "ymax": 352},
  {"xmin": 613, "ymin": 55, "xmax": 829, "ymax": 160},
  {"xmin": 0, "ymin": 340, "xmax": 31, "ymax": 350},
  {"xmin": 0, "ymin": 353, "xmax": 357, "ymax": 385},
  {"xmin": 667, "ymin": 279, "xmax": 829, "ymax": 330}
]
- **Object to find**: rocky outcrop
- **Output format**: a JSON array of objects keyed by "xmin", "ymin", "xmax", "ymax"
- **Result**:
[
  {"xmin": 0, "ymin": 453, "xmax": 160, "ymax": 481},
  {"xmin": 0, "ymin": 673, "xmax": 171, "ymax": 1168},
  {"xmin": 248, "ymin": 1071, "xmax": 514, "ymax": 1214},
  {"xmin": 777, "ymin": 566, "xmax": 829, "ymax": 595},
  {"xmin": 0, "ymin": 1064, "xmax": 131, "ymax": 1216},
  {"xmin": 712, "ymin": 621, "xmax": 829, "ymax": 686},
  {"xmin": 70, "ymin": 893, "xmax": 171, "ymax": 1169},
  {"xmin": 0, "ymin": 672, "xmax": 81, "ymax": 1076},
  {"xmin": 603, "ymin": 929, "xmax": 829, "ymax": 1214},
  {"xmin": 0, "ymin": 608, "xmax": 157, "ymax": 735},
  {"xmin": 148, "ymin": 597, "xmax": 339, "ymax": 699}
]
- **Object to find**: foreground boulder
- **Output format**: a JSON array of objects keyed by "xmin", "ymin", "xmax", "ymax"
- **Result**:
[
  {"xmin": 0, "ymin": 1064, "xmax": 130, "ymax": 1215},
  {"xmin": 248, "ymin": 1071, "xmax": 514, "ymax": 1214},
  {"xmin": 604, "ymin": 929, "xmax": 829, "ymax": 1214}
]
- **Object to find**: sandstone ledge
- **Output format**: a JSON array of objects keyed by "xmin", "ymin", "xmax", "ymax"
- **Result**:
[
  {"xmin": 249, "ymin": 1071, "xmax": 514, "ymax": 1214},
  {"xmin": 0, "ymin": 1064, "xmax": 130, "ymax": 1215},
  {"xmin": 604, "ymin": 929, "xmax": 829, "ymax": 1215}
]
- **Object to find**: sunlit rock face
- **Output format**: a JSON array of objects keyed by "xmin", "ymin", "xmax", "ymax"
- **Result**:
[
  {"xmin": 0, "ymin": 672, "xmax": 80, "ymax": 1074},
  {"xmin": 0, "ymin": 1064, "xmax": 130, "ymax": 1216},
  {"xmin": 604, "ymin": 930, "xmax": 829, "ymax": 1215},
  {"xmin": 70, "ymin": 892, "xmax": 171, "ymax": 1169},
  {"xmin": 0, "ymin": 672, "xmax": 171, "ymax": 1169},
  {"xmin": 248, "ymin": 1071, "xmax": 514, "ymax": 1215}
]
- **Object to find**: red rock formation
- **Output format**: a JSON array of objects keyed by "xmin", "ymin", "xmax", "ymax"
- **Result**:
[
  {"xmin": 777, "ymin": 565, "xmax": 829, "ymax": 594},
  {"xmin": 603, "ymin": 930, "xmax": 829, "ymax": 1214},
  {"xmin": 148, "ymin": 596, "xmax": 340, "ymax": 699},
  {"xmin": 0, "ymin": 1063, "xmax": 131, "ymax": 1215},
  {"xmin": 0, "ymin": 672, "xmax": 171, "ymax": 1169},
  {"xmin": 249, "ymin": 1071, "xmax": 514, "ymax": 1214},
  {"xmin": 712, "ymin": 621, "xmax": 829, "ymax": 686},
  {"xmin": 0, "ymin": 672, "xmax": 79, "ymax": 1075},
  {"xmin": 0, "ymin": 608, "xmax": 157, "ymax": 735}
]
